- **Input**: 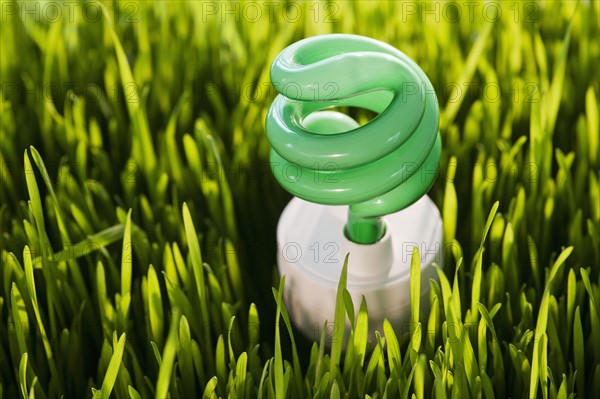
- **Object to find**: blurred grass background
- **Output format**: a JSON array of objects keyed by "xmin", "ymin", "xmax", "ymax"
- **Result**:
[{"xmin": 0, "ymin": 0, "xmax": 599, "ymax": 398}]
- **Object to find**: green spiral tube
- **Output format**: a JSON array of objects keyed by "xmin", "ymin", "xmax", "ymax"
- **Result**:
[{"xmin": 266, "ymin": 34, "xmax": 441, "ymax": 244}]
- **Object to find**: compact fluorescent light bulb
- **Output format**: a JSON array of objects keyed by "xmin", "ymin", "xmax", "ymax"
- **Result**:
[{"xmin": 266, "ymin": 34, "xmax": 443, "ymax": 341}]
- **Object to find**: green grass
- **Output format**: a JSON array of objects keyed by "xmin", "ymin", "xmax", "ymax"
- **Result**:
[{"xmin": 1, "ymin": 0, "xmax": 599, "ymax": 398}]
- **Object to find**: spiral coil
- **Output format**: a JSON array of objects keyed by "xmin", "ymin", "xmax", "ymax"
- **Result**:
[{"xmin": 266, "ymin": 34, "xmax": 441, "ymax": 244}]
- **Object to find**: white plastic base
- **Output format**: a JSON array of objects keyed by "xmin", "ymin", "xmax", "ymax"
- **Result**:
[{"xmin": 276, "ymin": 195, "xmax": 443, "ymax": 343}]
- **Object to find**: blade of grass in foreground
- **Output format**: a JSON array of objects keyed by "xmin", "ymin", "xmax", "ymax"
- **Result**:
[
  {"xmin": 155, "ymin": 308, "xmax": 181, "ymax": 399},
  {"xmin": 182, "ymin": 202, "xmax": 213, "ymax": 367},
  {"xmin": 10, "ymin": 283, "xmax": 29, "ymax": 358},
  {"xmin": 573, "ymin": 307, "xmax": 585, "ymax": 395},
  {"xmin": 443, "ymin": 157, "xmax": 458, "ymax": 248},
  {"xmin": 471, "ymin": 201, "xmax": 499, "ymax": 323},
  {"xmin": 202, "ymin": 376, "xmax": 218, "ymax": 399},
  {"xmin": 410, "ymin": 246, "xmax": 421, "ymax": 327},
  {"xmin": 274, "ymin": 277, "xmax": 286, "ymax": 398},
  {"xmin": 383, "ymin": 319, "xmax": 401, "ymax": 376},
  {"xmin": 19, "ymin": 353, "xmax": 28, "ymax": 399},
  {"xmin": 92, "ymin": 333, "xmax": 126, "ymax": 399},
  {"xmin": 121, "ymin": 210, "xmax": 132, "ymax": 297},
  {"xmin": 147, "ymin": 265, "xmax": 164, "ymax": 347},
  {"xmin": 118, "ymin": 210, "xmax": 133, "ymax": 334},
  {"xmin": 128, "ymin": 386, "xmax": 142, "ymax": 399},
  {"xmin": 330, "ymin": 254, "xmax": 349, "ymax": 385},
  {"xmin": 23, "ymin": 150, "xmax": 49, "ymax": 251},
  {"xmin": 29, "ymin": 146, "xmax": 89, "ymax": 301},
  {"xmin": 23, "ymin": 246, "xmax": 62, "ymax": 394},
  {"xmin": 354, "ymin": 297, "xmax": 369, "ymax": 368},
  {"xmin": 313, "ymin": 321, "xmax": 328, "ymax": 391},
  {"xmin": 270, "ymin": 287, "xmax": 304, "ymax": 397},
  {"xmin": 530, "ymin": 246, "xmax": 573, "ymax": 398}
]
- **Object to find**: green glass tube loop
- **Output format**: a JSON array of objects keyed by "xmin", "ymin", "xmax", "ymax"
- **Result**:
[{"xmin": 266, "ymin": 34, "xmax": 441, "ymax": 244}]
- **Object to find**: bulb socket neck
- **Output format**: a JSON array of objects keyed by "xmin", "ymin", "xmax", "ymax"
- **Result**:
[{"xmin": 345, "ymin": 212, "xmax": 386, "ymax": 244}]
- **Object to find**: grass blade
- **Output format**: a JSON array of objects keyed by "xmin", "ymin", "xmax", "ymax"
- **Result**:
[
  {"xmin": 92, "ymin": 333, "xmax": 126, "ymax": 399},
  {"xmin": 330, "ymin": 254, "xmax": 349, "ymax": 383},
  {"xmin": 155, "ymin": 308, "xmax": 181, "ymax": 399}
]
